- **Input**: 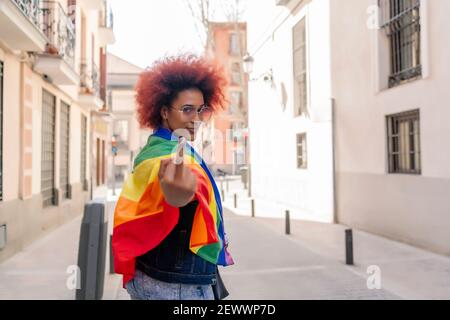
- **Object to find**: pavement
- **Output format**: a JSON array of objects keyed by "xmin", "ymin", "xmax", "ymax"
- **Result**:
[{"xmin": 1, "ymin": 178, "xmax": 450, "ymax": 299}]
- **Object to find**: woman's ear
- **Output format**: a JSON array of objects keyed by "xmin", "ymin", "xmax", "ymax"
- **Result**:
[{"xmin": 161, "ymin": 106, "xmax": 168, "ymax": 120}]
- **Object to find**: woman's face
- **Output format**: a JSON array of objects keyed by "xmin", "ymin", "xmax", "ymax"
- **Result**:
[{"xmin": 161, "ymin": 88, "xmax": 207, "ymax": 141}]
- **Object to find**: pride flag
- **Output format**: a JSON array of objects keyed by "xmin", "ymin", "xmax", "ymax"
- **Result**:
[{"xmin": 112, "ymin": 126, "xmax": 234, "ymax": 287}]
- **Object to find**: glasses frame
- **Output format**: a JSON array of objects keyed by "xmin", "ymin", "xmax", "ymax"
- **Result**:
[{"xmin": 169, "ymin": 104, "xmax": 213, "ymax": 122}]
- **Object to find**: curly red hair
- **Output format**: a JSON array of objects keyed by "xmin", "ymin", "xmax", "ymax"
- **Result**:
[{"xmin": 135, "ymin": 53, "xmax": 228, "ymax": 129}]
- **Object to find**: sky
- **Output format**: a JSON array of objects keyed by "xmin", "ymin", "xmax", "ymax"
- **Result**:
[{"xmin": 108, "ymin": 0, "xmax": 254, "ymax": 69}]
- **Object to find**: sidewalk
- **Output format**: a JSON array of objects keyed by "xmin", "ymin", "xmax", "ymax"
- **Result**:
[
  {"xmin": 220, "ymin": 177, "xmax": 450, "ymax": 299},
  {"xmin": 0, "ymin": 186, "xmax": 124, "ymax": 300},
  {"xmin": 2, "ymin": 180, "xmax": 449, "ymax": 300}
]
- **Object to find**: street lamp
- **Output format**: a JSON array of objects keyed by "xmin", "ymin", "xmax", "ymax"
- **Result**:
[{"xmin": 243, "ymin": 52, "xmax": 254, "ymax": 74}]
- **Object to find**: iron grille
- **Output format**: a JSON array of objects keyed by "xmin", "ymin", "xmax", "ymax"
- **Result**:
[
  {"xmin": 387, "ymin": 109, "xmax": 421, "ymax": 174},
  {"xmin": 296, "ymin": 133, "xmax": 307, "ymax": 169},
  {"xmin": 379, "ymin": 0, "xmax": 421, "ymax": 87},
  {"xmin": 60, "ymin": 101, "xmax": 70, "ymax": 199},
  {"xmin": 41, "ymin": 90, "xmax": 56, "ymax": 207}
]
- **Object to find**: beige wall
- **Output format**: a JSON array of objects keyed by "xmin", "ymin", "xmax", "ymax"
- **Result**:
[
  {"xmin": 330, "ymin": 0, "xmax": 450, "ymax": 254},
  {"xmin": 0, "ymin": 0, "xmax": 111, "ymax": 261},
  {"xmin": 1, "ymin": 50, "xmax": 21, "ymax": 201}
]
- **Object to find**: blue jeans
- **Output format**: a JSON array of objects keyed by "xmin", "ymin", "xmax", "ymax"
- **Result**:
[{"xmin": 126, "ymin": 269, "xmax": 215, "ymax": 300}]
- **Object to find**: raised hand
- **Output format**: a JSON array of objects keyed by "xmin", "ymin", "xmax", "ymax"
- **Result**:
[{"xmin": 158, "ymin": 136, "xmax": 197, "ymax": 207}]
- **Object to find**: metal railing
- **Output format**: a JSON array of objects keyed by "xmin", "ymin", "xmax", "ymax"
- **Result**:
[
  {"xmin": 12, "ymin": 0, "xmax": 41, "ymax": 28},
  {"xmin": 379, "ymin": 0, "xmax": 421, "ymax": 87},
  {"xmin": 80, "ymin": 60, "xmax": 100, "ymax": 97},
  {"xmin": 39, "ymin": 0, "xmax": 75, "ymax": 67}
]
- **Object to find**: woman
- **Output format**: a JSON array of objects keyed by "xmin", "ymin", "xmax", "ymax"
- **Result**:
[{"xmin": 112, "ymin": 54, "xmax": 234, "ymax": 300}]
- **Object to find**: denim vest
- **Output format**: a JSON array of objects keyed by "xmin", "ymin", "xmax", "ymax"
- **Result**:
[{"xmin": 136, "ymin": 200, "xmax": 217, "ymax": 285}]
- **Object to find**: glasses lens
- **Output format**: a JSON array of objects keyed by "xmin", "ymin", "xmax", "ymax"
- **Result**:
[
  {"xmin": 181, "ymin": 106, "xmax": 196, "ymax": 118},
  {"xmin": 199, "ymin": 107, "xmax": 212, "ymax": 121}
]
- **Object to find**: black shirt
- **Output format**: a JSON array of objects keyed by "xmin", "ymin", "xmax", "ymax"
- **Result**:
[{"xmin": 136, "ymin": 200, "xmax": 217, "ymax": 285}]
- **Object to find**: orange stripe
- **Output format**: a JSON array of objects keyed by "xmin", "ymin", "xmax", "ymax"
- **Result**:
[{"xmin": 114, "ymin": 180, "xmax": 165, "ymax": 228}]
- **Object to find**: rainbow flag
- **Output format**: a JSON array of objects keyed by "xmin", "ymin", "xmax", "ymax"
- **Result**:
[{"xmin": 112, "ymin": 126, "xmax": 234, "ymax": 287}]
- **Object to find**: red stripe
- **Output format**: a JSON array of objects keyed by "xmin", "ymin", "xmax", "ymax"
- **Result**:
[{"xmin": 112, "ymin": 199, "xmax": 179, "ymax": 288}]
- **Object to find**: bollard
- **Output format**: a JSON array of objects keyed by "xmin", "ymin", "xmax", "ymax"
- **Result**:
[
  {"xmin": 221, "ymin": 189, "xmax": 225, "ymax": 202},
  {"xmin": 76, "ymin": 200, "xmax": 107, "ymax": 300},
  {"xmin": 285, "ymin": 210, "xmax": 290, "ymax": 235},
  {"xmin": 233, "ymin": 193, "xmax": 237, "ymax": 208},
  {"xmin": 345, "ymin": 229, "xmax": 354, "ymax": 265},
  {"xmin": 251, "ymin": 199, "xmax": 255, "ymax": 218},
  {"xmin": 109, "ymin": 234, "xmax": 115, "ymax": 274}
]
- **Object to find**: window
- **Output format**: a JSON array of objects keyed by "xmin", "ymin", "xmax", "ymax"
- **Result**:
[
  {"xmin": 293, "ymin": 18, "xmax": 308, "ymax": 117},
  {"xmin": 114, "ymin": 119, "xmax": 129, "ymax": 146},
  {"xmin": 80, "ymin": 114, "xmax": 87, "ymax": 190},
  {"xmin": 229, "ymin": 32, "xmax": 240, "ymax": 55},
  {"xmin": 379, "ymin": 0, "xmax": 421, "ymax": 87},
  {"xmin": 60, "ymin": 101, "xmax": 70, "ymax": 199},
  {"xmin": 0, "ymin": 61, "xmax": 3, "ymax": 201},
  {"xmin": 386, "ymin": 109, "xmax": 421, "ymax": 174},
  {"xmin": 101, "ymin": 139, "xmax": 105, "ymax": 185},
  {"xmin": 41, "ymin": 90, "xmax": 56, "ymax": 207},
  {"xmin": 296, "ymin": 133, "xmax": 307, "ymax": 169},
  {"xmin": 96, "ymin": 138, "xmax": 101, "ymax": 186},
  {"xmin": 228, "ymin": 91, "xmax": 242, "ymax": 115},
  {"xmin": 230, "ymin": 62, "xmax": 241, "ymax": 85}
]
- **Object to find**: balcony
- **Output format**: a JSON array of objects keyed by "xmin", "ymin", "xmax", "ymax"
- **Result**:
[
  {"xmin": 99, "ymin": 2, "xmax": 115, "ymax": 46},
  {"xmin": 33, "ymin": 1, "xmax": 78, "ymax": 85},
  {"xmin": 79, "ymin": 0, "xmax": 103, "ymax": 12},
  {"xmin": 0, "ymin": 0, "xmax": 47, "ymax": 51},
  {"xmin": 275, "ymin": 0, "xmax": 291, "ymax": 5},
  {"xmin": 98, "ymin": 26, "xmax": 115, "ymax": 46},
  {"xmin": 78, "ymin": 60, "xmax": 104, "ymax": 110}
]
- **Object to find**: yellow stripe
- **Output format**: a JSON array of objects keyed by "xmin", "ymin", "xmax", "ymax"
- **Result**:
[
  {"xmin": 120, "ymin": 154, "xmax": 203, "ymax": 202},
  {"xmin": 120, "ymin": 154, "xmax": 171, "ymax": 202}
]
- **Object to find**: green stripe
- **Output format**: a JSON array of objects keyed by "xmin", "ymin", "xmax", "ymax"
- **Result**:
[
  {"xmin": 196, "ymin": 241, "xmax": 222, "ymax": 264},
  {"xmin": 133, "ymin": 136, "xmax": 177, "ymax": 169}
]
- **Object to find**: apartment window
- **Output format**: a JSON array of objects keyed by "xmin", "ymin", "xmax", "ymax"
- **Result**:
[
  {"xmin": 229, "ymin": 91, "xmax": 242, "ymax": 115},
  {"xmin": 379, "ymin": 0, "xmax": 421, "ymax": 88},
  {"xmin": 101, "ymin": 139, "xmax": 105, "ymax": 185},
  {"xmin": 80, "ymin": 114, "xmax": 87, "ymax": 190},
  {"xmin": 296, "ymin": 133, "xmax": 307, "ymax": 169},
  {"xmin": 230, "ymin": 62, "xmax": 241, "ymax": 85},
  {"xmin": 386, "ymin": 109, "xmax": 421, "ymax": 174},
  {"xmin": 41, "ymin": 90, "xmax": 56, "ymax": 207},
  {"xmin": 293, "ymin": 18, "xmax": 308, "ymax": 117},
  {"xmin": 114, "ymin": 119, "xmax": 129, "ymax": 146},
  {"xmin": 229, "ymin": 32, "xmax": 240, "ymax": 55},
  {"xmin": 0, "ymin": 61, "xmax": 3, "ymax": 201},
  {"xmin": 60, "ymin": 101, "xmax": 70, "ymax": 199},
  {"xmin": 96, "ymin": 138, "xmax": 101, "ymax": 186}
]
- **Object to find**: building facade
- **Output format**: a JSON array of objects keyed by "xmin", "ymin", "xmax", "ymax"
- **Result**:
[
  {"xmin": 0, "ymin": 0, "xmax": 115, "ymax": 262},
  {"xmin": 245, "ymin": 0, "xmax": 334, "ymax": 222},
  {"xmin": 330, "ymin": 0, "xmax": 450, "ymax": 255},
  {"xmin": 106, "ymin": 53, "xmax": 150, "ymax": 186},
  {"xmin": 246, "ymin": 0, "xmax": 450, "ymax": 254},
  {"xmin": 206, "ymin": 22, "xmax": 249, "ymax": 175}
]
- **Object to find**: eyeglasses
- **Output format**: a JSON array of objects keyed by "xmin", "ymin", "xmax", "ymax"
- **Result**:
[{"xmin": 170, "ymin": 105, "xmax": 213, "ymax": 122}]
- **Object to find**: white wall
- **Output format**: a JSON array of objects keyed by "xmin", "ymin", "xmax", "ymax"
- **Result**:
[{"xmin": 247, "ymin": 0, "xmax": 334, "ymax": 222}]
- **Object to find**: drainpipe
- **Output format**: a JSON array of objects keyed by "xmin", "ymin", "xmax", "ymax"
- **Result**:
[{"xmin": 331, "ymin": 98, "xmax": 337, "ymax": 224}]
